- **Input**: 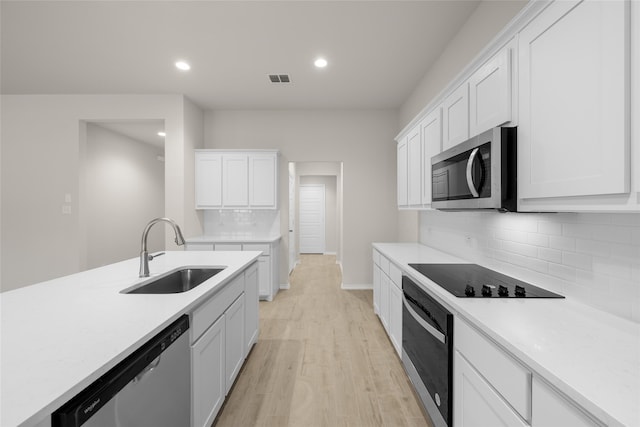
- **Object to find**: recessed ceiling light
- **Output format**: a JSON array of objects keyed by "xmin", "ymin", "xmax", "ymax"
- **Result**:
[
  {"xmin": 175, "ymin": 61, "xmax": 191, "ymax": 71},
  {"xmin": 314, "ymin": 58, "xmax": 328, "ymax": 68},
  {"xmin": 157, "ymin": 131, "xmax": 166, "ymax": 137}
]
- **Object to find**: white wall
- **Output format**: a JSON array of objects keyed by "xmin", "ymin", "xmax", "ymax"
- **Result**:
[
  {"xmin": 299, "ymin": 176, "xmax": 338, "ymax": 254},
  {"xmin": 1, "ymin": 94, "xmax": 204, "ymax": 291},
  {"xmin": 419, "ymin": 210, "xmax": 640, "ymax": 322},
  {"xmin": 205, "ymin": 109, "xmax": 398, "ymax": 287},
  {"xmin": 84, "ymin": 123, "xmax": 165, "ymax": 268},
  {"xmin": 399, "ymin": 0, "xmax": 527, "ymax": 128}
]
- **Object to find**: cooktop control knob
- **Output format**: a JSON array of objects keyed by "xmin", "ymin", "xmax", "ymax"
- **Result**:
[
  {"xmin": 498, "ymin": 285, "xmax": 509, "ymax": 297},
  {"xmin": 481, "ymin": 285, "xmax": 492, "ymax": 297},
  {"xmin": 515, "ymin": 285, "xmax": 526, "ymax": 297},
  {"xmin": 464, "ymin": 284, "xmax": 476, "ymax": 297}
]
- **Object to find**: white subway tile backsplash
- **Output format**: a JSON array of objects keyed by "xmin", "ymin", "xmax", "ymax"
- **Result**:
[
  {"xmin": 539, "ymin": 247, "xmax": 563, "ymax": 263},
  {"xmin": 549, "ymin": 235, "xmax": 576, "ymax": 251},
  {"xmin": 419, "ymin": 211, "xmax": 640, "ymax": 323}
]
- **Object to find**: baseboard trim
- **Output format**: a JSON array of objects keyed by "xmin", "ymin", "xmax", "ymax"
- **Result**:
[
  {"xmin": 341, "ymin": 283, "xmax": 373, "ymax": 290},
  {"xmin": 324, "ymin": 251, "xmax": 337, "ymax": 256},
  {"xmin": 280, "ymin": 283, "xmax": 290, "ymax": 290}
]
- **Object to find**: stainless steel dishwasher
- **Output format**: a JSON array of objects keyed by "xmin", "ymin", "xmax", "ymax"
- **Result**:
[{"xmin": 52, "ymin": 315, "xmax": 190, "ymax": 427}]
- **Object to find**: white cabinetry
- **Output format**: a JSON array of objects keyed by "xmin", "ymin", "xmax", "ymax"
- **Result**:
[
  {"xmin": 222, "ymin": 154, "xmax": 249, "ymax": 207},
  {"xmin": 407, "ymin": 126, "xmax": 422, "ymax": 206},
  {"xmin": 397, "ymin": 139, "xmax": 408, "ymax": 207},
  {"xmin": 469, "ymin": 43, "xmax": 513, "ymax": 136},
  {"xmin": 190, "ymin": 266, "xmax": 257, "ymax": 427},
  {"xmin": 442, "ymin": 82, "xmax": 469, "ymax": 150},
  {"xmin": 518, "ymin": 0, "xmax": 629, "ymax": 203},
  {"xmin": 244, "ymin": 263, "xmax": 259, "ymax": 355},
  {"xmin": 420, "ymin": 107, "xmax": 442, "ymax": 207},
  {"xmin": 195, "ymin": 153, "xmax": 222, "ymax": 209},
  {"xmin": 454, "ymin": 352, "xmax": 528, "ymax": 427},
  {"xmin": 195, "ymin": 150, "xmax": 279, "ymax": 209},
  {"xmin": 532, "ymin": 378, "xmax": 600, "ymax": 427},
  {"xmin": 372, "ymin": 248, "xmax": 402, "ymax": 357}
]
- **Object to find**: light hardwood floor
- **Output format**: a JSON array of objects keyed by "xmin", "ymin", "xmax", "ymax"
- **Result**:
[{"xmin": 214, "ymin": 254, "xmax": 433, "ymax": 427}]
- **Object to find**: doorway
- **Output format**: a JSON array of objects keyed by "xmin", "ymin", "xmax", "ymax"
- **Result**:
[
  {"xmin": 288, "ymin": 161, "xmax": 343, "ymax": 275},
  {"xmin": 80, "ymin": 120, "xmax": 165, "ymax": 269}
]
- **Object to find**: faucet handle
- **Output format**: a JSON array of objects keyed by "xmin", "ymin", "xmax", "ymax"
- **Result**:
[{"xmin": 148, "ymin": 252, "xmax": 165, "ymax": 261}]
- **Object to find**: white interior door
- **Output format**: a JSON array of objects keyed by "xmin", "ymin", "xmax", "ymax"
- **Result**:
[{"xmin": 299, "ymin": 184, "xmax": 325, "ymax": 254}]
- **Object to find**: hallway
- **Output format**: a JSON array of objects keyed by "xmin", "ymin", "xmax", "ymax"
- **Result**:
[{"xmin": 214, "ymin": 254, "xmax": 432, "ymax": 427}]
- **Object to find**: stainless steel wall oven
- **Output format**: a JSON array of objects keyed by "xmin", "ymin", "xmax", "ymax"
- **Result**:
[{"xmin": 402, "ymin": 276, "xmax": 453, "ymax": 427}]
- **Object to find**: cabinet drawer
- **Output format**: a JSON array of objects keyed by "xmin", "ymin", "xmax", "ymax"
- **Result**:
[
  {"xmin": 455, "ymin": 318, "xmax": 531, "ymax": 421},
  {"xmin": 389, "ymin": 263, "xmax": 402, "ymax": 289},
  {"xmin": 191, "ymin": 274, "xmax": 244, "ymax": 343},
  {"xmin": 242, "ymin": 243, "xmax": 270, "ymax": 256},
  {"xmin": 380, "ymin": 256, "xmax": 390, "ymax": 276},
  {"xmin": 214, "ymin": 243, "xmax": 242, "ymax": 251}
]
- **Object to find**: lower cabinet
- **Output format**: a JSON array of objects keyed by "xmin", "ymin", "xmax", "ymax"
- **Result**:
[
  {"xmin": 532, "ymin": 378, "xmax": 600, "ymax": 427},
  {"xmin": 372, "ymin": 248, "xmax": 402, "ymax": 358},
  {"xmin": 454, "ymin": 351, "xmax": 528, "ymax": 427},
  {"xmin": 189, "ymin": 265, "xmax": 258, "ymax": 427},
  {"xmin": 191, "ymin": 315, "xmax": 225, "ymax": 427}
]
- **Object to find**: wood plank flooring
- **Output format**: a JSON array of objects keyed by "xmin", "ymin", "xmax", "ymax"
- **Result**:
[{"xmin": 214, "ymin": 254, "xmax": 433, "ymax": 427}]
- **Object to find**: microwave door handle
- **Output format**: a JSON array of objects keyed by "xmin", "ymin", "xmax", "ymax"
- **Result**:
[
  {"xmin": 466, "ymin": 147, "xmax": 480, "ymax": 198},
  {"xmin": 402, "ymin": 295, "xmax": 445, "ymax": 344}
]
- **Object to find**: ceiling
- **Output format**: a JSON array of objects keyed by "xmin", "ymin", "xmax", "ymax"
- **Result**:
[{"xmin": 1, "ymin": 0, "xmax": 481, "ymax": 111}]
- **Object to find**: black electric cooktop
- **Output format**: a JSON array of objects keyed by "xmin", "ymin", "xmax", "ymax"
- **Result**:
[{"xmin": 408, "ymin": 263, "xmax": 564, "ymax": 298}]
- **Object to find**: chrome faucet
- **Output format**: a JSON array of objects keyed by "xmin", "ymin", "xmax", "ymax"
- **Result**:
[{"xmin": 139, "ymin": 217, "xmax": 186, "ymax": 277}]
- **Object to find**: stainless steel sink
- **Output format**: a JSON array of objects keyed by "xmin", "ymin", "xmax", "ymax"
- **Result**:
[{"xmin": 124, "ymin": 267, "xmax": 225, "ymax": 294}]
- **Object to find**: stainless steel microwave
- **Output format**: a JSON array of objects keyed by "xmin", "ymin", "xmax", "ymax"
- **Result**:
[{"xmin": 431, "ymin": 127, "xmax": 517, "ymax": 212}]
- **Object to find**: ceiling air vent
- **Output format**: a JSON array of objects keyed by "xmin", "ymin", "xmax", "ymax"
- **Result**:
[{"xmin": 268, "ymin": 74, "xmax": 291, "ymax": 83}]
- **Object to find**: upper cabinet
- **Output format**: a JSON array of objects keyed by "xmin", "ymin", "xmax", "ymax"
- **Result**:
[
  {"xmin": 517, "ymin": 0, "xmax": 630, "ymax": 204},
  {"xmin": 420, "ymin": 107, "xmax": 442, "ymax": 207},
  {"xmin": 469, "ymin": 44, "xmax": 513, "ymax": 136},
  {"xmin": 407, "ymin": 126, "xmax": 422, "ymax": 206},
  {"xmin": 442, "ymin": 82, "xmax": 470, "ymax": 150},
  {"xmin": 196, "ymin": 150, "xmax": 279, "ymax": 210},
  {"xmin": 397, "ymin": 138, "xmax": 409, "ymax": 207}
]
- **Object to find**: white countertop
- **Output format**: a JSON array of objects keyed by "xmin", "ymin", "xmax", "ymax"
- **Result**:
[
  {"xmin": 186, "ymin": 233, "xmax": 281, "ymax": 244},
  {"xmin": 373, "ymin": 243, "xmax": 640, "ymax": 427},
  {"xmin": 0, "ymin": 251, "xmax": 261, "ymax": 427}
]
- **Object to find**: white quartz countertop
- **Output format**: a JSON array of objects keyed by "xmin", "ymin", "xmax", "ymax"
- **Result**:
[
  {"xmin": 186, "ymin": 233, "xmax": 281, "ymax": 244},
  {"xmin": 373, "ymin": 243, "xmax": 640, "ymax": 427},
  {"xmin": 0, "ymin": 250, "xmax": 261, "ymax": 427}
]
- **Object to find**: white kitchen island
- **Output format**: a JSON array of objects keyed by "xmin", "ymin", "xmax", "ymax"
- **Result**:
[{"xmin": 0, "ymin": 251, "xmax": 261, "ymax": 427}]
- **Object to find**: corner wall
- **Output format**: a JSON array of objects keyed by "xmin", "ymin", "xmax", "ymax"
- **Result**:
[{"xmin": 0, "ymin": 94, "xmax": 203, "ymax": 291}]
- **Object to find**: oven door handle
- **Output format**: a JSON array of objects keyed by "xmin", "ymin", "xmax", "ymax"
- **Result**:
[
  {"xmin": 403, "ymin": 295, "xmax": 445, "ymax": 344},
  {"xmin": 466, "ymin": 147, "xmax": 481, "ymax": 198}
]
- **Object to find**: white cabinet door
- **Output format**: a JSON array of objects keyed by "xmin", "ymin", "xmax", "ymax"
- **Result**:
[
  {"xmin": 195, "ymin": 152, "xmax": 222, "ymax": 208},
  {"xmin": 532, "ymin": 378, "xmax": 601, "ymax": 427},
  {"xmin": 518, "ymin": 0, "xmax": 629, "ymax": 200},
  {"xmin": 388, "ymin": 281, "xmax": 402, "ymax": 357},
  {"xmin": 249, "ymin": 154, "xmax": 277, "ymax": 208},
  {"xmin": 191, "ymin": 315, "xmax": 225, "ymax": 427},
  {"xmin": 407, "ymin": 126, "xmax": 422, "ymax": 206},
  {"xmin": 225, "ymin": 293, "xmax": 245, "ymax": 394},
  {"xmin": 222, "ymin": 154, "xmax": 249, "ymax": 207},
  {"xmin": 420, "ymin": 107, "xmax": 442, "ymax": 206},
  {"xmin": 454, "ymin": 351, "xmax": 528, "ymax": 427},
  {"xmin": 397, "ymin": 140, "xmax": 408, "ymax": 207},
  {"xmin": 380, "ymin": 273, "xmax": 390, "ymax": 333},
  {"xmin": 443, "ymin": 82, "xmax": 469, "ymax": 150},
  {"xmin": 373, "ymin": 264, "xmax": 381, "ymax": 315},
  {"xmin": 256, "ymin": 256, "xmax": 270, "ymax": 299},
  {"xmin": 469, "ymin": 44, "xmax": 512, "ymax": 136},
  {"xmin": 244, "ymin": 263, "xmax": 259, "ymax": 355}
]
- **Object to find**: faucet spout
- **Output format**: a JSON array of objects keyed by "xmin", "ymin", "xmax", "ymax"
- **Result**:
[{"xmin": 139, "ymin": 217, "xmax": 186, "ymax": 277}]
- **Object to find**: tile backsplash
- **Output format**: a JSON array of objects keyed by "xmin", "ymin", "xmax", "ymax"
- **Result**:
[
  {"xmin": 419, "ymin": 210, "xmax": 640, "ymax": 323},
  {"xmin": 203, "ymin": 209, "xmax": 280, "ymax": 235}
]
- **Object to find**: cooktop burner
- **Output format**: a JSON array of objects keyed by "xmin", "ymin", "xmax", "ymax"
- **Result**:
[{"xmin": 408, "ymin": 263, "xmax": 564, "ymax": 298}]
